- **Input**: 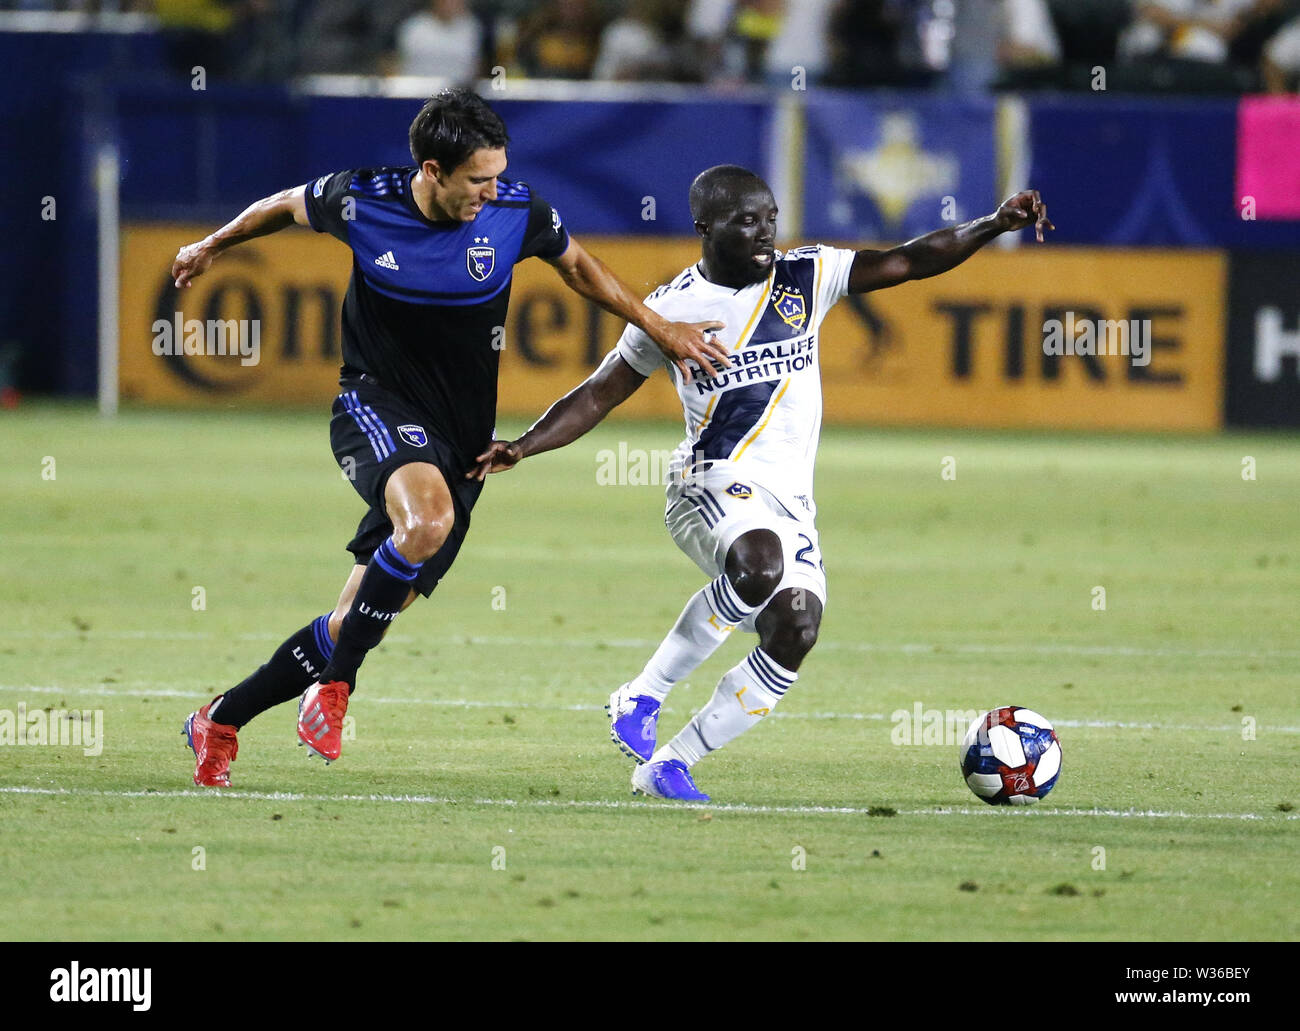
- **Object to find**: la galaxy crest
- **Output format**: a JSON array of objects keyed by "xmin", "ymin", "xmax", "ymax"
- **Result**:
[
  {"xmin": 467, "ymin": 236, "xmax": 495, "ymax": 282},
  {"xmin": 772, "ymin": 286, "xmax": 807, "ymax": 332}
]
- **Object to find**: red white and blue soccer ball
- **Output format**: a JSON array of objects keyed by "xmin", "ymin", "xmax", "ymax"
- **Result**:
[{"xmin": 959, "ymin": 707, "xmax": 1062, "ymax": 805}]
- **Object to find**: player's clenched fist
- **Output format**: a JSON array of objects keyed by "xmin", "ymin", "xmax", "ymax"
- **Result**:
[
  {"xmin": 171, "ymin": 239, "xmax": 217, "ymax": 288},
  {"xmin": 995, "ymin": 189, "xmax": 1054, "ymax": 243}
]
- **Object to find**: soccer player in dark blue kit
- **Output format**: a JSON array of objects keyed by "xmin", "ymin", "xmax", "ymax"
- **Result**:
[{"xmin": 171, "ymin": 89, "xmax": 728, "ymax": 786}]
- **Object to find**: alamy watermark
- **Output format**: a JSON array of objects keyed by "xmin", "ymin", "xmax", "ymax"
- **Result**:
[
  {"xmin": 595, "ymin": 442, "xmax": 674, "ymax": 486},
  {"xmin": 152, "ymin": 312, "xmax": 260, "ymax": 366},
  {"xmin": 0, "ymin": 702, "xmax": 103, "ymax": 756},
  {"xmin": 890, "ymin": 703, "xmax": 981, "ymax": 746},
  {"xmin": 50, "ymin": 963, "xmax": 150, "ymax": 1011},
  {"xmin": 1042, "ymin": 312, "xmax": 1151, "ymax": 367}
]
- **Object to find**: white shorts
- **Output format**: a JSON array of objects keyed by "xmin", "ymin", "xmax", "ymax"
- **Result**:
[{"xmin": 664, "ymin": 466, "xmax": 827, "ymax": 631}]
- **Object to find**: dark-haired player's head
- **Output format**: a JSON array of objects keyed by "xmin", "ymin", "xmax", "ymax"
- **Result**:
[
  {"xmin": 689, "ymin": 165, "xmax": 777, "ymax": 288},
  {"xmin": 409, "ymin": 88, "xmax": 510, "ymax": 222}
]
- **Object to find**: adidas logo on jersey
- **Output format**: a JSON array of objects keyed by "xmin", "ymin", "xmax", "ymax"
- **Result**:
[{"xmin": 374, "ymin": 251, "xmax": 400, "ymax": 270}]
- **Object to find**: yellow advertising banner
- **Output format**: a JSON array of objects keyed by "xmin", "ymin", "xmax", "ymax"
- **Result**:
[{"xmin": 120, "ymin": 225, "xmax": 1225, "ymax": 429}]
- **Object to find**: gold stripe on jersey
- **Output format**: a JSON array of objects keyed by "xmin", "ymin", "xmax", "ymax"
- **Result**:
[
  {"xmin": 731, "ymin": 378, "xmax": 791, "ymax": 462},
  {"xmin": 695, "ymin": 272, "xmax": 775, "ymax": 439},
  {"xmin": 694, "ymin": 394, "xmax": 719, "ymax": 435},
  {"xmin": 812, "ymin": 252, "xmax": 825, "ymax": 326},
  {"xmin": 732, "ymin": 271, "xmax": 776, "ymax": 352}
]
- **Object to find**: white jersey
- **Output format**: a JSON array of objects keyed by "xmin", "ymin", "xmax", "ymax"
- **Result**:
[{"xmin": 616, "ymin": 244, "xmax": 856, "ymax": 520}]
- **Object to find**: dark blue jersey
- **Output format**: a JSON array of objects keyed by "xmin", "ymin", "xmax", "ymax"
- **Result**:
[{"xmin": 304, "ymin": 166, "xmax": 569, "ymax": 466}]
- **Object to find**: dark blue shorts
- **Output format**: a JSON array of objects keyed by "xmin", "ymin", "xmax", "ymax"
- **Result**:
[{"xmin": 329, "ymin": 376, "xmax": 484, "ymax": 598}]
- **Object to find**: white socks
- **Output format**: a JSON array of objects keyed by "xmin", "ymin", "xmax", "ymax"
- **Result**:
[
  {"xmin": 653, "ymin": 648, "xmax": 797, "ymax": 768},
  {"xmin": 627, "ymin": 577, "xmax": 800, "ymax": 769},
  {"xmin": 627, "ymin": 575, "xmax": 759, "ymax": 702}
]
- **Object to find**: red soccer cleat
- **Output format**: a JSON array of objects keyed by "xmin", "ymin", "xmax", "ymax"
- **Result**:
[
  {"xmin": 183, "ymin": 701, "xmax": 239, "ymax": 787},
  {"xmin": 297, "ymin": 681, "xmax": 350, "ymax": 763}
]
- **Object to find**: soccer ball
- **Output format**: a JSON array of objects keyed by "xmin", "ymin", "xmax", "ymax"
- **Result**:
[{"xmin": 959, "ymin": 707, "xmax": 1061, "ymax": 805}]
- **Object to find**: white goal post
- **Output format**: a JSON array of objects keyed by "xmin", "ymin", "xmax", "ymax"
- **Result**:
[{"xmin": 96, "ymin": 143, "xmax": 120, "ymax": 418}]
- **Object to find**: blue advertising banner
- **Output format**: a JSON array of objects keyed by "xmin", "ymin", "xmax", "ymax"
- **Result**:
[
  {"xmin": 1026, "ymin": 96, "xmax": 1300, "ymax": 250},
  {"xmin": 301, "ymin": 97, "xmax": 771, "ymax": 236},
  {"xmin": 801, "ymin": 92, "xmax": 998, "ymax": 242},
  {"xmin": 485, "ymin": 98, "xmax": 772, "ymax": 236},
  {"xmin": 110, "ymin": 92, "xmax": 770, "ymax": 237}
]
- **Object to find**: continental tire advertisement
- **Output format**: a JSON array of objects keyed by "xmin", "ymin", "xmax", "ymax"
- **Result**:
[{"xmin": 120, "ymin": 225, "xmax": 1226, "ymax": 430}]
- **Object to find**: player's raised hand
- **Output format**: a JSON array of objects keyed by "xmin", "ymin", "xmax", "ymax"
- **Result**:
[
  {"xmin": 995, "ymin": 190, "xmax": 1054, "ymax": 243},
  {"xmin": 468, "ymin": 440, "xmax": 523, "ymax": 481},
  {"xmin": 654, "ymin": 320, "xmax": 730, "ymax": 384},
  {"xmin": 171, "ymin": 239, "xmax": 217, "ymax": 288}
]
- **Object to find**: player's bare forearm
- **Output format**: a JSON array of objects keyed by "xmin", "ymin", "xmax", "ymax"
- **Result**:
[
  {"xmin": 554, "ymin": 243, "xmax": 657, "ymax": 337},
  {"xmin": 172, "ymin": 185, "xmax": 310, "ymax": 287},
  {"xmin": 209, "ymin": 189, "xmax": 304, "ymax": 249},
  {"xmin": 549, "ymin": 238, "xmax": 729, "ymax": 382},
  {"xmin": 468, "ymin": 354, "xmax": 645, "ymax": 480},
  {"xmin": 517, "ymin": 381, "xmax": 618, "ymax": 457},
  {"xmin": 847, "ymin": 189, "xmax": 1052, "ymax": 294},
  {"xmin": 903, "ymin": 215, "xmax": 1004, "ymax": 278}
]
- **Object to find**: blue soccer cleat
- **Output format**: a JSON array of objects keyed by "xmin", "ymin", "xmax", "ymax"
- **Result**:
[
  {"xmin": 631, "ymin": 759, "xmax": 710, "ymax": 802},
  {"xmin": 606, "ymin": 683, "xmax": 660, "ymax": 763}
]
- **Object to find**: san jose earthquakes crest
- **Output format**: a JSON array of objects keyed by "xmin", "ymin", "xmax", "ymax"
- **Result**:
[
  {"xmin": 772, "ymin": 287, "xmax": 807, "ymax": 331},
  {"xmin": 398, "ymin": 424, "xmax": 428, "ymax": 447},
  {"xmin": 467, "ymin": 236, "xmax": 495, "ymax": 282}
]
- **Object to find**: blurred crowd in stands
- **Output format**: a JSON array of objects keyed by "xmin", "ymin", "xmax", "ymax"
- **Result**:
[{"xmin": 5, "ymin": 0, "xmax": 1300, "ymax": 92}]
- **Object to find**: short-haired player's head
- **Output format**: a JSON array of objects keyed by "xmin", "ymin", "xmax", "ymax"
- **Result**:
[
  {"xmin": 409, "ymin": 88, "xmax": 509, "ymax": 173},
  {"xmin": 689, "ymin": 165, "xmax": 772, "ymax": 225},
  {"xmin": 690, "ymin": 165, "xmax": 778, "ymax": 288},
  {"xmin": 409, "ymin": 89, "xmax": 510, "ymax": 222}
]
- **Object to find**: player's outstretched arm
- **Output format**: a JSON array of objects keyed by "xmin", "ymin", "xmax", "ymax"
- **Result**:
[
  {"xmin": 547, "ymin": 237, "xmax": 730, "ymax": 383},
  {"xmin": 468, "ymin": 352, "xmax": 646, "ymax": 481},
  {"xmin": 847, "ymin": 189, "xmax": 1054, "ymax": 295},
  {"xmin": 171, "ymin": 184, "xmax": 313, "ymax": 287}
]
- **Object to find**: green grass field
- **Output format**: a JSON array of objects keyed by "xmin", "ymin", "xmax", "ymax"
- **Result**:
[{"xmin": 1, "ymin": 403, "xmax": 1296, "ymax": 941}]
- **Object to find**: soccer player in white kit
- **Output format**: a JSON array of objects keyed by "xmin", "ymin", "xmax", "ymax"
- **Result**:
[{"xmin": 472, "ymin": 165, "xmax": 1052, "ymax": 801}]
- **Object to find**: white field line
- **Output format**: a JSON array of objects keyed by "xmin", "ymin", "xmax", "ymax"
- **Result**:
[
  {"xmin": 1, "ymin": 628, "xmax": 1296, "ymax": 661},
  {"xmin": 0, "ymin": 785, "xmax": 1295, "ymax": 821},
  {"xmin": 4, "ymin": 683, "xmax": 1297, "ymax": 734}
]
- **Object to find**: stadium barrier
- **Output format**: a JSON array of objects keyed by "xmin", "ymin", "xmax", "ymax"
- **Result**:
[
  {"xmin": 120, "ymin": 226, "xmax": 1226, "ymax": 430},
  {"xmin": 4, "ymin": 14, "xmax": 1297, "ymax": 405}
]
